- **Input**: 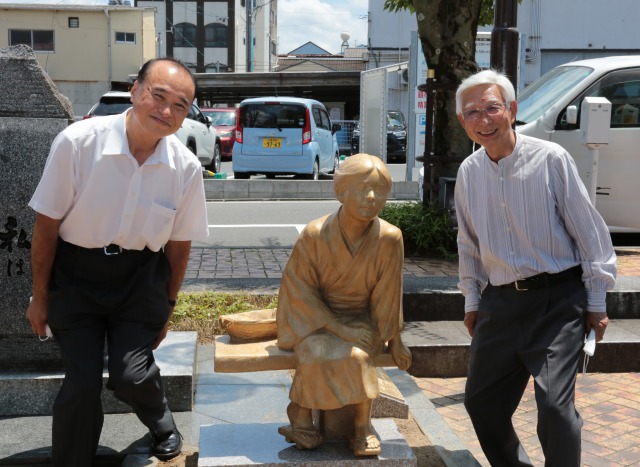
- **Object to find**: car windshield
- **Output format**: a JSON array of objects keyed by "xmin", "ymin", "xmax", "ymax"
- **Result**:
[
  {"xmin": 241, "ymin": 103, "xmax": 306, "ymax": 129},
  {"xmin": 206, "ymin": 111, "xmax": 236, "ymax": 126},
  {"xmin": 91, "ymin": 97, "xmax": 132, "ymax": 116},
  {"xmin": 387, "ymin": 111, "xmax": 405, "ymax": 128},
  {"xmin": 516, "ymin": 65, "xmax": 594, "ymax": 124}
]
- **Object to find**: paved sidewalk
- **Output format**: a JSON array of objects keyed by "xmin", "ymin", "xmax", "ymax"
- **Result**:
[
  {"xmin": 414, "ymin": 373, "xmax": 640, "ymax": 466},
  {"xmin": 186, "ymin": 247, "xmax": 639, "ymax": 280},
  {"xmin": 185, "ymin": 246, "xmax": 640, "ymax": 466}
]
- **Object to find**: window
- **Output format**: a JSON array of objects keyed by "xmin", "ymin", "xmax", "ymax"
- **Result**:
[
  {"xmin": 9, "ymin": 29, "xmax": 54, "ymax": 52},
  {"xmin": 205, "ymin": 62, "xmax": 227, "ymax": 73},
  {"xmin": 561, "ymin": 68, "xmax": 640, "ymax": 128},
  {"xmin": 205, "ymin": 23, "xmax": 227, "ymax": 47},
  {"xmin": 68, "ymin": 17, "xmax": 79, "ymax": 28},
  {"xmin": 174, "ymin": 23, "xmax": 196, "ymax": 48},
  {"xmin": 115, "ymin": 32, "xmax": 136, "ymax": 44}
]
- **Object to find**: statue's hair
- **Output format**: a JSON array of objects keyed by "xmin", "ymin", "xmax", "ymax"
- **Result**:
[
  {"xmin": 455, "ymin": 69, "xmax": 515, "ymax": 115},
  {"xmin": 333, "ymin": 153, "xmax": 392, "ymax": 197}
]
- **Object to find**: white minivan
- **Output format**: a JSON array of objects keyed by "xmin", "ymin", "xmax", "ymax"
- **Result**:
[
  {"xmin": 515, "ymin": 55, "xmax": 640, "ymax": 231},
  {"xmin": 232, "ymin": 97, "xmax": 341, "ymax": 180}
]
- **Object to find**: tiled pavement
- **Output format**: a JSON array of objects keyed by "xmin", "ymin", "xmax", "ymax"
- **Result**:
[
  {"xmin": 186, "ymin": 247, "xmax": 640, "ymax": 280},
  {"xmin": 186, "ymin": 246, "xmax": 640, "ymax": 466},
  {"xmin": 415, "ymin": 373, "xmax": 640, "ymax": 467}
]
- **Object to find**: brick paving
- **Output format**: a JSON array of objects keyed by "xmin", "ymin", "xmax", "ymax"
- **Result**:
[
  {"xmin": 186, "ymin": 247, "xmax": 639, "ymax": 280},
  {"xmin": 186, "ymin": 246, "xmax": 640, "ymax": 466},
  {"xmin": 414, "ymin": 373, "xmax": 640, "ymax": 467}
]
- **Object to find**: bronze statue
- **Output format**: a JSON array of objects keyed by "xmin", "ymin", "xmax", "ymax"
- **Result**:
[{"xmin": 276, "ymin": 153, "xmax": 412, "ymax": 456}]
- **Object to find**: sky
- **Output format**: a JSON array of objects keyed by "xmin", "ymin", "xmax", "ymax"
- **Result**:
[{"xmin": 276, "ymin": 0, "xmax": 369, "ymax": 55}]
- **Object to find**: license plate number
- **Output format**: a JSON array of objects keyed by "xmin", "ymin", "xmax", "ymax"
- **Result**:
[{"xmin": 263, "ymin": 138, "xmax": 282, "ymax": 148}]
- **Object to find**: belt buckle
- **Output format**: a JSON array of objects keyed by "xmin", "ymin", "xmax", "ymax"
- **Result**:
[
  {"xmin": 104, "ymin": 245, "xmax": 122, "ymax": 255},
  {"xmin": 514, "ymin": 280, "xmax": 529, "ymax": 291}
]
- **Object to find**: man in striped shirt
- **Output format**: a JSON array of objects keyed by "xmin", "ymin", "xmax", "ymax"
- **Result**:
[{"xmin": 454, "ymin": 69, "xmax": 617, "ymax": 466}]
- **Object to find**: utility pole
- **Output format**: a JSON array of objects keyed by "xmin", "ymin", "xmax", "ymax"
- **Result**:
[
  {"xmin": 491, "ymin": 0, "xmax": 519, "ymax": 91},
  {"xmin": 245, "ymin": 0, "xmax": 255, "ymax": 72}
]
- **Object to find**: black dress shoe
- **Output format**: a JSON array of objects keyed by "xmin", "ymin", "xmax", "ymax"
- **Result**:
[{"xmin": 150, "ymin": 429, "xmax": 183, "ymax": 460}]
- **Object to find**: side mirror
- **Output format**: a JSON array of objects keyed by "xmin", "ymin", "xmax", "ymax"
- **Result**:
[
  {"xmin": 566, "ymin": 105, "xmax": 578, "ymax": 125},
  {"xmin": 332, "ymin": 123, "xmax": 342, "ymax": 134}
]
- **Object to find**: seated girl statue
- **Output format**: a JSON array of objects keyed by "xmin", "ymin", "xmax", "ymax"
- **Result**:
[{"xmin": 276, "ymin": 153, "xmax": 412, "ymax": 456}]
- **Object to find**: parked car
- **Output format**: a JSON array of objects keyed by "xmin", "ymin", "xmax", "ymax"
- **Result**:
[
  {"xmin": 232, "ymin": 97, "xmax": 341, "ymax": 180},
  {"xmin": 515, "ymin": 55, "xmax": 640, "ymax": 231},
  {"xmin": 85, "ymin": 91, "xmax": 222, "ymax": 173},
  {"xmin": 201, "ymin": 107, "xmax": 237, "ymax": 160},
  {"xmin": 351, "ymin": 110, "xmax": 407, "ymax": 162}
]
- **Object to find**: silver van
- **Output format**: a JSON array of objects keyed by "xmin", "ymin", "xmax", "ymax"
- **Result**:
[
  {"xmin": 232, "ymin": 97, "xmax": 341, "ymax": 180},
  {"xmin": 516, "ymin": 56, "xmax": 640, "ymax": 231}
]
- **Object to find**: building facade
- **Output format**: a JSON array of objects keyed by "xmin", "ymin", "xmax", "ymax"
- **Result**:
[
  {"xmin": 0, "ymin": 3, "xmax": 156, "ymax": 116},
  {"xmin": 136, "ymin": 0, "xmax": 277, "ymax": 73}
]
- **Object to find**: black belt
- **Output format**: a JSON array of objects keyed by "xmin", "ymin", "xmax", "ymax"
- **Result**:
[
  {"xmin": 58, "ymin": 239, "xmax": 150, "ymax": 256},
  {"xmin": 497, "ymin": 265, "xmax": 582, "ymax": 291}
]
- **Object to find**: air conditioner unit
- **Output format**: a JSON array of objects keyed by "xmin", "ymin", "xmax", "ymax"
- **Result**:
[{"xmin": 400, "ymin": 68, "xmax": 409, "ymax": 85}]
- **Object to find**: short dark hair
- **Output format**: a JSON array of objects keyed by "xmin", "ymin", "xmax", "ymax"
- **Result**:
[{"xmin": 137, "ymin": 57, "xmax": 197, "ymax": 94}]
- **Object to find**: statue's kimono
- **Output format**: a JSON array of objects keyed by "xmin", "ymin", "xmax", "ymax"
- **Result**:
[{"xmin": 276, "ymin": 208, "xmax": 405, "ymax": 410}]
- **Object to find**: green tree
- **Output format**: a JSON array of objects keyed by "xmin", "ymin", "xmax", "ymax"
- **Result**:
[{"xmin": 382, "ymin": 1, "xmax": 517, "ymax": 178}]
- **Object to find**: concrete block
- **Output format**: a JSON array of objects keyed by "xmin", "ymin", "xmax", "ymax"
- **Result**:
[
  {"xmin": 198, "ymin": 419, "xmax": 416, "ymax": 466},
  {"xmin": 0, "ymin": 331, "xmax": 197, "ymax": 416}
]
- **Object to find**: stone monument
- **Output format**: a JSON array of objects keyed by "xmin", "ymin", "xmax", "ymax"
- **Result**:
[{"xmin": 0, "ymin": 44, "xmax": 74, "ymax": 372}]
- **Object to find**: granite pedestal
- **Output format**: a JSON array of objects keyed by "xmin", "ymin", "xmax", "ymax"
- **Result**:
[{"xmin": 198, "ymin": 420, "xmax": 417, "ymax": 467}]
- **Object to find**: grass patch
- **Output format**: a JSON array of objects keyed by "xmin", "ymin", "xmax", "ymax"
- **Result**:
[{"xmin": 170, "ymin": 292, "xmax": 278, "ymax": 343}]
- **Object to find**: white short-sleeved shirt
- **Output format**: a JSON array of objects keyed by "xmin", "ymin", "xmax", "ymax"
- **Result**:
[{"xmin": 29, "ymin": 110, "xmax": 209, "ymax": 252}]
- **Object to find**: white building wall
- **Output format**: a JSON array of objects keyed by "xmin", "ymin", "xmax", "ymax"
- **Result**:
[
  {"xmin": 368, "ymin": 0, "xmax": 415, "ymax": 51},
  {"xmin": 366, "ymin": 0, "xmax": 417, "ymax": 133},
  {"xmin": 235, "ymin": 0, "xmax": 248, "ymax": 71},
  {"xmin": 517, "ymin": 0, "xmax": 640, "ymax": 87}
]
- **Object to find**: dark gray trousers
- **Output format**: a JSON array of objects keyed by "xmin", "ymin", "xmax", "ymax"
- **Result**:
[
  {"xmin": 47, "ymin": 239, "xmax": 175, "ymax": 467},
  {"xmin": 464, "ymin": 276, "xmax": 586, "ymax": 467}
]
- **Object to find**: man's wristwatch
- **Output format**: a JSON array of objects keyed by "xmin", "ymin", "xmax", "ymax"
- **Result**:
[{"xmin": 168, "ymin": 298, "xmax": 177, "ymax": 307}]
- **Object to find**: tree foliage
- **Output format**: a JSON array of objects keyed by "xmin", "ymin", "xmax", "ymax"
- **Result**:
[
  {"xmin": 381, "ymin": 0, "xmax": 518, "ymax": 183},
  {"xmin": 384, "ymin": 0, "xmax": 495, "ymax": 25}
]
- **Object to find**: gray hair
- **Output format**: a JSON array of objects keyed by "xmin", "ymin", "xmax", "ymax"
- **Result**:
[
  {"xmin": 334, "ymin": 153, "xmax": 392, "ymax": 197},
  {"xmin": 455, "ymin": 69, "xmax": 516, "ymax": 115}
]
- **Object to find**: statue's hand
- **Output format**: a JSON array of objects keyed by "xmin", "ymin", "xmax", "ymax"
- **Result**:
[
  {"xmin": 326, "ymin": 320, "xmax": 378, "ymax": 354},
  {"xmin": 389, "ymin": 337, "xmax": 412, "ymax": 370}
]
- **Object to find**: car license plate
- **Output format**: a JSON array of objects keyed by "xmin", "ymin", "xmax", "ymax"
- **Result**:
[{"xmin": 263, "ymin": 137, "xmax": 282, "ymax": 148}]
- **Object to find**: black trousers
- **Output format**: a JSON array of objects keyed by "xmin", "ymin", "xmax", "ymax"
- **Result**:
[
  {"xmin": 47, "ymin": 239, "xmax": 175, "ymax": 467},
  {"xmin": 464, "ymin": 275, "xmax": 587, "ymax": 467}
]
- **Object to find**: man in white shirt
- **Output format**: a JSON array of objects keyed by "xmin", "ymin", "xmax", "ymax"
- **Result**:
[
  {"xmin": 454, "ymin": 69, "xmax": 616, "ymax": 466},
  {"xmin": 26, "ymin": 58, "xmax": 208, "ymax": 466}
]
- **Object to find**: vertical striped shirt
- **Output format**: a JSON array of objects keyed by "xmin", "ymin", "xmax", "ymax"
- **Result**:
[{"xmin": 454, "ymin": 133, "xmax": 616, "ymax": 313}]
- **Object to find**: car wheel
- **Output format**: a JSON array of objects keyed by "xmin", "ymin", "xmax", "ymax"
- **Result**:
[
  {"xmin": 329, "ymin": 154, "xmax": 339, "ymax": 174},
  {"xmin": 304, "ymin": 159, "xmax": 319, "ymax": 180},
  {"xmin": 234, "ymin": 172, "xmax": 250, "ymax": 179},
  {"xmin": 206, "ymin": 144, "xmax": 222, "ymax": 173},
  {"xmin": 187, "ymin": 142, "xmax": 197, "ymax": 155}
]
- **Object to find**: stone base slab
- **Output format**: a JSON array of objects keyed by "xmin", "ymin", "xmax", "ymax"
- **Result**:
[
  {"xmin": 0, "ymin": 331, "xmax": 197, "ymax": 416},
  {"xmin": 198, "ymin": 419, "xmax": 416, "ymax": 466}
]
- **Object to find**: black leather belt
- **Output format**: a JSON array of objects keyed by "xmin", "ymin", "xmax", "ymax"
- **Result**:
[
  {"xmin": 59, "ymin": 239, "xmax": 148, "ymax": 256},
  {"xmin": 498, "ymin": 265, "xmax": 582, "ymax": 291}
]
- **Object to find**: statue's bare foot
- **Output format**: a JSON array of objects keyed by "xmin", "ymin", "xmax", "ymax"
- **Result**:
[
  {"xmin": 352, "ymin": 434, "xmax": 381, "ymax": 456},
  {"xmin": 352, "ymin": 425, "xmax": 381, "ymax": 456},
  {"xmin": 278, "ymin": 425, "xmax": 323, "ymax": 450}
]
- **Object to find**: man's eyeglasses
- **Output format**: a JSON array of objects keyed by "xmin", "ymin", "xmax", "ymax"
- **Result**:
[{"xmin": 462, "ymin": 102, "xmax": 509, "ymax": 121}]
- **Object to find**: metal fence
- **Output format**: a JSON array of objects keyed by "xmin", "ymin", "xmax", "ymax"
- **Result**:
[{"xmin": 333, "ymin": 120, "xmax": 358, "ymax": 156}]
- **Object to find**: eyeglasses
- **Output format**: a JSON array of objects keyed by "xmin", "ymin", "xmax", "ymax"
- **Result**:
[{"xmin": 462, "ymin": 102, "xmax": 509, "ymax": 121}]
